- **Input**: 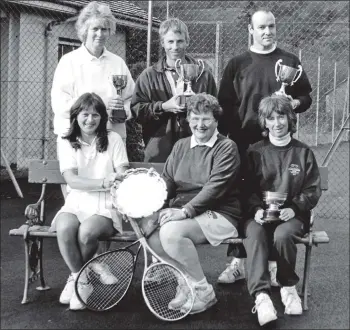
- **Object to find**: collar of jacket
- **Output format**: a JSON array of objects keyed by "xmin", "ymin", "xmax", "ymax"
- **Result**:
[{"xmin": 153, "ymin": 55, "xmax": 203, "ymax": 73}]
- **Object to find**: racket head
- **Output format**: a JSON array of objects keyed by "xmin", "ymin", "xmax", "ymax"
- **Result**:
[
  {"xmin": 141, "ymin": 262, "xmax": 194, "ymax": 321},
  {"xmin": 75, "ymin": 247, "xmax": 137, "ymax": 311}
]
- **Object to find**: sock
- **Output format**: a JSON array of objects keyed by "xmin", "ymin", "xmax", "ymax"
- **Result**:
[
  {"xmin": 193, "ymin": 277, "xmax": 209, "ymax": 289},
  {"xmin": 231, "ymin": 257, "xmax": 244, "ymax": 267},
  {"xmin": 71, "ymin": 272, "xmax": 79, "ymax": 280}
]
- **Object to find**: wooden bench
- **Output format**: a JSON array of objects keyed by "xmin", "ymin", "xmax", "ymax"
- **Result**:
[{"xmin": 9, "ymin": 159, "xmax": 330, "ymax": 310}]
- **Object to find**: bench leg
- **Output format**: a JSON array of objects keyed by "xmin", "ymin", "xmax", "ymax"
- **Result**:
[
  {"xmin": 36, "ymin": 238, "xmax": 50, "ymax": 292},
  {"xmin": 301, "ymin": 244, "xmax": 312, "ymax": 311},
  {"xmin": 22, "ymin": 239, "xmax": 31, "ymax": 304}
]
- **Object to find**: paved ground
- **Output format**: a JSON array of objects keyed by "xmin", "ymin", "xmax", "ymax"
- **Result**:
[{"xmin": 1, "ymin": 178, "xmax": 349, "ymax": 329}]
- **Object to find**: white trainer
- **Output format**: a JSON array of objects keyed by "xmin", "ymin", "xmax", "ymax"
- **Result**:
[
  {"xmin": 59, "ymin": 274, "xmax": 75, "ymax": 305},
  {"xmin": 181, "ymin": 283, "xmax": 217, "ymax": 315},
  {"xmin": 268, "ymin": 261, "xmax": 279, "ymax": 287},
  {"xmin": 69, "ymin": 282, "xmax": 93, "ymax": 310},
  {"xmin": 168, "ymin": 277, "xmax": 190, "ymax": 310},
  {"xmin": 252, "ymin": 292, "xmax": 278, "ymax": 326},
  {"xmin": 280, "ymin": 286, "xmax": 303, "ymax": 315},
  {"xmin": 90, "ymin": 262, "xmax": 118, "ymax": 285},
  {"xmin": 217, "ymin": 259, "xmax": 245, "ymax": 284}
]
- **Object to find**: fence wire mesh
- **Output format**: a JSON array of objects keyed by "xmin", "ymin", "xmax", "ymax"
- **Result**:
[{"xmin": 1, "ymin": 0, "xmax": 349, "ymax": 219}]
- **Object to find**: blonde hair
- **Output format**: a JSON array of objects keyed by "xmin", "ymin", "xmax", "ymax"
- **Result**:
[
  {"xmin": 75, "ymin": 1, "xmax": 116, "ymax": 42},
  {"xmin": 159, "ymin": 17, "xmax": 189, "ymax": 43}
]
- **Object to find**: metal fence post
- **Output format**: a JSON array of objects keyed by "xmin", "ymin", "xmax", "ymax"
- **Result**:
[
  {"xmin": 214, "ymin": 21, "xmax": 222, "ymax": 85},
  {"xmin": 315, "ymin": 56, "xmax": 321, "ymax": 146},
  {"xmin": 147, "ymin": 0, "xmax": 153, "ymax": 68},
  {"xmin": 332, "ymin": 61, "xmax": 337, "ymax": 143}
]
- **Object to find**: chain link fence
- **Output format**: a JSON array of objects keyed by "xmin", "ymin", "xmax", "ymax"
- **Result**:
[
  {"xmin": 1, "ymin": 1, "xmax": 349, "ymax": 219},
  {"xmin": 152, "ymin": 0, "xmax": 350, "ymax": 219}
]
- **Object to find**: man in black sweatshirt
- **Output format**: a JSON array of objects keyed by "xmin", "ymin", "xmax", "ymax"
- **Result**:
[{"xmin": 217, "ymin": 8, "xmax": 313, "ymax": 286}]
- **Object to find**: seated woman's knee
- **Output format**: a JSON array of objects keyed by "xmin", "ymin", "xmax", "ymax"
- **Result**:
[
  {"xmin": 78, "ymin": 225, "xmax": 100, "ymax": 246},
  {"xmin": 245, "ymin": 219, "xmax": 266, "ymax": 240},
  {"xmin": 274, "ymin": 225, "xmax": 294, "ymax": 243},
  {"xmin": 55, "ymin": 214, "xmax": 79, "ymax": 241},
  {"xmin": 159, "ymin": 221, "xmax": 183, "ymax": 245}
]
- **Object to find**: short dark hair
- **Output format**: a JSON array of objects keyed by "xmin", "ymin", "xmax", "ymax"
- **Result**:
[
  {"xmin": 258, "ymin": 94, "xmax": 297, "ymax": 137},
  {"xmin": 63, "ymin": 92, "xmax": 109, "ymax": 152},
  {"xmin": 186, "ymin": 93, "xmax": 223, "ymax": 121}
]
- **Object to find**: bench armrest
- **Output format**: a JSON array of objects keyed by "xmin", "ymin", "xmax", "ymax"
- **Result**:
[{"xmin": 24, "ymin": 184, "xmax": 47, "ymax": 226}]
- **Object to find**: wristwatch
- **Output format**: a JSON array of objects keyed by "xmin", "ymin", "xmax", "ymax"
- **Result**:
[{"xmin": 181, "ymin": 208, "xmax": 190, "ymax": 218}]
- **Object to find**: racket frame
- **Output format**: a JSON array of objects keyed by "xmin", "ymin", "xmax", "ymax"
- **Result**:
[{"xmin": 74, "ymin": 239, "xmax": 141, "ymax": 311}]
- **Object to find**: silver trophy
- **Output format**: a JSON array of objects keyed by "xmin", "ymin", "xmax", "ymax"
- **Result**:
[
  {"xmin": 110, "ymin": 74, "xmax": 127, "ymax": 123},
  {"xmin": 262, "ymin": 191, "xmax": 287, "ymax": 222},
  {"xmin": 275, "ymin": 59, "xmax": 302, "ymax": 96},
  {"xmin": 175, "ymin": 59, "xmax": 205, "ymax": 106}
]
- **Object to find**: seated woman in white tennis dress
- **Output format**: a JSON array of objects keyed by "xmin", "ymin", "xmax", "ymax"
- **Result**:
[{"xmin": 50, "ymin": 92, "xmax": 129, "ymax": 311}]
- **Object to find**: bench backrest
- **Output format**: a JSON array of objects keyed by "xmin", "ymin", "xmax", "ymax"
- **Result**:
[
  {"xmin": 28, "ymin": 160, "xmax": 165, "ymax": 184},
  {"xmin": 27, "ymin": 159, "xmax": 328, "ymax": 191}
]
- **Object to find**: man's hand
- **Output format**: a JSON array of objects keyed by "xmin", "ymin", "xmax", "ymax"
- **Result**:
[
  {"xmin": 162, "ymin": 95, "xmax": 186, "ymax": 113},
  {"xmin": 108, "ymin": 96, "xmax": 126, "ymax": 123},
  {"xmin": 254, "ymin": 209, "xmax": 265, "ymax": 225},
  {"xmin": 158, "ymin": 208, "xmax": 186, "ymax": 226},
  {"xmin": 279, "ymin": 208, "xmax": 295, "ymax": 221}
]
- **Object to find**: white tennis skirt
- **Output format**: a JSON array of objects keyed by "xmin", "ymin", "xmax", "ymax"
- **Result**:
[{"xmin": 194, "ymin": 210, "xmax": 238, "ymax": 246}]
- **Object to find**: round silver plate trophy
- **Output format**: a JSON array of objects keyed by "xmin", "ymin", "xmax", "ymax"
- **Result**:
[
  {"xmin": 110, "ymin": 74, "xmax": 128, "ymax": 123},
  {"xmin": 275, "ymin": 59, "xmax": 302, "ymax": 97},
  {"xmin": 262, "ymin": 191, "xmax": 287, "ymax": 222},
  {"xmin": 175, "ymin": 59, "xmax": 204, "ymax": 106},
  {"xmin": 111, "ymin": 168, "xmax": 167, "ymax": 219}
]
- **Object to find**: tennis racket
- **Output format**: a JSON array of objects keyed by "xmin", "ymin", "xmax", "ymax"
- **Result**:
[
  {"xmin": 127, "ymin": 216, "xmax": 194, "ymax": 321},
  {"xmin": 74, "ymin": 238, "xmax": 142, "ymax": 311}
]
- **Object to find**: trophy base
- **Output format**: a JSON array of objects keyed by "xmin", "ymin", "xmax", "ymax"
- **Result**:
[
  {"xmin": 111, "ymin": 109, "xmax": 127, "ymax": 123},
  {"xmin": 262, "ymin": 210, "xmax": 281, "ymax": 223}
]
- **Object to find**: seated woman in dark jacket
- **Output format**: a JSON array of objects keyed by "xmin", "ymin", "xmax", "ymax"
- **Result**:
[
  {"xmin": 144, "ymin": 93, "xmax": 242, "ymax": 315},
  {"xmin": 242, "ymin": 94, "xmax": 322, "ymax": 326}
]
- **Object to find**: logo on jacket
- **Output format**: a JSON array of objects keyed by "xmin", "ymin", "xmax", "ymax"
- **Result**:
[{"xmin": 288, "ymin": 164, "xmax": 301, "ymax": 176}]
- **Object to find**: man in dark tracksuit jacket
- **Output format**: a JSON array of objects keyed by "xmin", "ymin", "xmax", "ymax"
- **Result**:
[
  {"xmin": 216, "ymin": 8, "xmax": 313, "ymax": 285},
  {"xmin": 131, "ymin": 18, "xmax": 217, "ymax": 162}
]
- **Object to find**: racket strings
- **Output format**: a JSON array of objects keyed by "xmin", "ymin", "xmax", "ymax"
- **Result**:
[
  {"xmin": 142, "ymin": 264, "xmax": 193, "ymax": 321},
  {"xmin": 77, "ymin": 250, "xmax": 135, "ymax": 311}
]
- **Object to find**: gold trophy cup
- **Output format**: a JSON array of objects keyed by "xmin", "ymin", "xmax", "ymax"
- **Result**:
[
  {"xmin": 175, "ymin": 59, "xmax": 205, "ymax": 106},
  {"xmin": 275, "ymin": 59, "xmax": 302, "ymax": 96},
  {"xmin": 262, "ymin": 191, "xmax": 287, "ymax": 222},
  {"xmin": 110, "ymin": 74, "xmax": 127, "ymax": 123}
]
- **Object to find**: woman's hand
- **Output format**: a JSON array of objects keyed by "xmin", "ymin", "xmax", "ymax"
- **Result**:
[
  {"xmin": 279, "ymin": 208, "xmax": 295, "ymax": 221},
  {"xmin": 254, "ymin": 209, "xmax": 265, "ymax": 225},
  {"xmin": 158, "ymin": 208, "xmax": 186, "ymax": 226},
  {"xmin": 102, "ymin": 173, "xmax": 120, "ymax": 189}
]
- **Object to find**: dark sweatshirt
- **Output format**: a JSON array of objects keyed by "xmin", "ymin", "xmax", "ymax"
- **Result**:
[
  {"xmin": 218, "ymin": 48, "xmax": 312, "ymax": 150},
  {"xmin": 131, "ymin": 55, "xmax": 217, "ymax": 162},
  {"xmin": 243, "ymin": 138, "xmax": 322, "ymax": 226},
  {"xmin": 161, "ymin": 134, "xmax": 242, "ymax": 225}
]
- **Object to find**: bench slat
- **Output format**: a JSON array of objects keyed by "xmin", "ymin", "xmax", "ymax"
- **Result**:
[{"xmin": 9, "ymin": 225, "xmax": 329, "ymax": 245}]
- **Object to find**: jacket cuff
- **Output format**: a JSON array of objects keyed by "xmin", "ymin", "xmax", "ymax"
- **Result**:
[{"xmin": 153, "ymin": 101, "xmax": 164, "ymax": 119}]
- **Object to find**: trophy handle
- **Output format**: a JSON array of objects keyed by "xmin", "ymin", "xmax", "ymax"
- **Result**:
[
  {"xmin": 175, "ymin": 59, "xmax": 182, "ymax": 77},
  {"xmin": 196, "ymin": 59, "xmax": 205, "ymax": 82},
  {"xmin": 291, "ymin": 65, "xmax": 303, "ymax": 86},
  {"xmin": 275, "ymin": 59, "xmax": 282, "ymax": 82}
]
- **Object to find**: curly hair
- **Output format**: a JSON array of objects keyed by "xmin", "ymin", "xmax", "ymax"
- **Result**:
[
  {"xmin": 159, "ymin": 17, "xmax": 189, "ymax": 44},
  {"xmin": 63, "ymin": 92, "xmax": 109, "ymax": 152},
  {"xmin": 186, "ymin": 93, "xmax": 223, "ymax": 121},
  {"xmin": 258, "ymin": 94, "xmax": 297, "ymax": 137},
  {"xmin": 75, "ymin": 1, "xmax": 116, "ymax": 42}
]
